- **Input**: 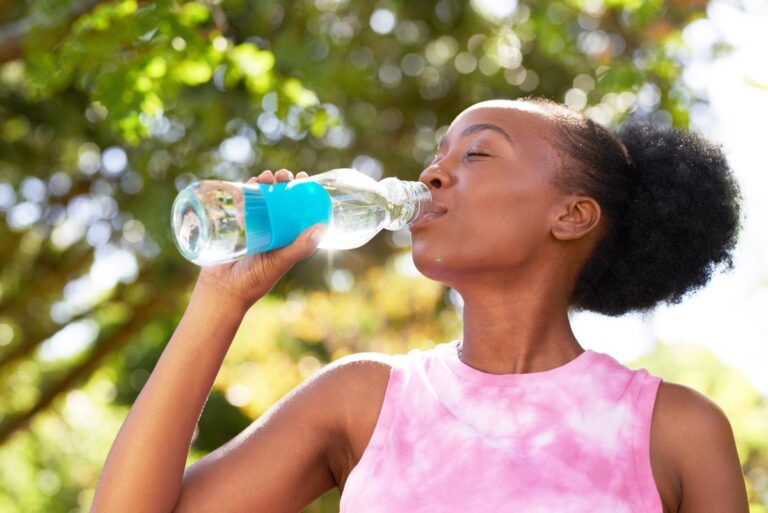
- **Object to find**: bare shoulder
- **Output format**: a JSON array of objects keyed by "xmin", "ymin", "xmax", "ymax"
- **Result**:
[
  {"xmin": 655, "ymin": 380, "xmax": 720, "ymax": 409},
  {"xmin": 653, "ymin": 381, "xmax": 736, "ymax": 459},
  {"xmin": 296, "ymin": 350, "xmax": 394, "ymax": 440},
  {"xmin": 651, "ymin": 381, "xmax": 748, "ymax": 513},
  {"xmin": 651, "ymin": 381, "xmax": 730, "ymax": 478},
  {"xmin": 328, "ymin": 350, "xmax": 396, "ymax": 370},
  {"xmin": 324, "ymin": 351, "xmax": 396, "ymax": 420},
  {"xmin": 304, "ymin": 350, "xmax": 394, "ymax": 406},
  {"xmin": 321, "ymin": 351, "xmax": 397, "ymax": 489},
  {"xmin": 324, "ymin": 351, "xmax": 395, "ymax": 389}
]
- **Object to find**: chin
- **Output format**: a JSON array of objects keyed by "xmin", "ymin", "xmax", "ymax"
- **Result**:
[{"xmin": 411, "ymin": 250, "xmax": 456, "ymax": 285}]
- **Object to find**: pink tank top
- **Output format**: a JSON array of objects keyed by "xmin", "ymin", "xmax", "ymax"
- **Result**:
[{"xmin": 339, "ymin": 340, "xmax": 663, "ymax": 513}]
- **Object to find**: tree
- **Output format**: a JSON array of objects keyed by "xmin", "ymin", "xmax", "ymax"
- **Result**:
[{"xmin": 1, "ymin": 0, "xmax": 753, "ymax": 511}]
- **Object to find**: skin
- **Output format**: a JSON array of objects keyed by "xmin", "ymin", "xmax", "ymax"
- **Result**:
[{"xmin": 92, "ymin": 103, "xmax": 749, "ymax": 513}]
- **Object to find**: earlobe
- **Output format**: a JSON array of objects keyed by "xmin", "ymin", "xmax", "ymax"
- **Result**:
[{"xmin": 551, "ymin": 196, "xmax": 601, "ymax": 241}]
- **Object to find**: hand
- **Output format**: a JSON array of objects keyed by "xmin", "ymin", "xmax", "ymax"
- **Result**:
[{"xmin": 196, "ymin": 169, "xmax": 327, "ymax": 308}]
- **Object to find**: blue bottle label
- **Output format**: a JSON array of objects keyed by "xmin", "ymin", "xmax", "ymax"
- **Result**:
[{"xmin": 244, "ymin": 181, "xmax": 332, "ymax": 254}]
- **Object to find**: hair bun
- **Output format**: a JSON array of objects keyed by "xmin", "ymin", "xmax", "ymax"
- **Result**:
[{"xmin": 596, "ymin": 121, "xmax": 743, "ymax": 315}]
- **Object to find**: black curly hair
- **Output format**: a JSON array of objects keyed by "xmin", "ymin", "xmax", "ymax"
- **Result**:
[{"xmin": 519, "ymin": 96, "xmax": 743, "ymax": 317}]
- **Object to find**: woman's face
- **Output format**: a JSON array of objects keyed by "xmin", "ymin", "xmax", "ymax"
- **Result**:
[{"xmin": 410, "ymin": 100, "xmax": 571, "ymax": 289}]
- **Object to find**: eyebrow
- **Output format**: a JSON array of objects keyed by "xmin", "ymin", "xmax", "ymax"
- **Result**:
[{"xmin": 438, "ymin": 123, "xmax": 516, "ymax": 149}]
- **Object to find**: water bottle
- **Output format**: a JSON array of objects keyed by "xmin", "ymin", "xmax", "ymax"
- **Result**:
[{"xmin": 171, "ymin": 168, "xmax": 432, "ymax": 266}]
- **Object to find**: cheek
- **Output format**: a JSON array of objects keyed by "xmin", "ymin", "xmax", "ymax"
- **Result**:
[
  {"xmin": 459, "ymin": 220, "xmax": 543, "ymax": 265},
  {"xmin": 462, "ymin": 189, "xmax": 551, "ymax": 247},
  {"xmin": 410, "ymin": 205, "xmax": 545, "ymax": 271},
  {"xmin": 410, "ymin": 183, "xmax": 555, "ymax": 273}
]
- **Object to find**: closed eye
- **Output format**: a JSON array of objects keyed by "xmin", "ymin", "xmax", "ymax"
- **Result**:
[{"xmin": 430, "ymin": 151, "xmax": 491, "ymax": 164}]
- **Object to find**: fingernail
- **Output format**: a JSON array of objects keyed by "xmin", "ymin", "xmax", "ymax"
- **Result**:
[{"xmin": 310, "ymin": 226, "xmax": 327, "ymax": 242}]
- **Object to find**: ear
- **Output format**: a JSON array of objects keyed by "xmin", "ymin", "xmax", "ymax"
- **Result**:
[{"xmin": 550, "ymin": 195, "xmax": 601, "ymax": 241}]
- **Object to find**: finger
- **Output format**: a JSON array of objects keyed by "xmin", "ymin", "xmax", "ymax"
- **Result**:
[
  {"xmin": 296, "ymin": 171, "xmax": 309, "ymax": 179},
  {"xmin": 262, "ymin": 224, "xmax": 327, "ymax": 274},
  {"xmin": 256, "ymin": 170, "xmax": 273, "ymax": 183},
  {"xmin": 275, "ymin": 169, "xmax": 293, "ymax": 181}
]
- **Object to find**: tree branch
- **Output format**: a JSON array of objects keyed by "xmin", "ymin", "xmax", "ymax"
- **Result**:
[
  {"xmin": 202, "ymin": 0, "xmax": 228, "ymax": 35},
  {"xmin": 0, "ymin": 266, "xmax": 153, "ymax": 371},
  {"xmin": 0, "ymin": 240, "xmax": 92, "ymax": 315},
  {"xmin": 0, "ymin": 272, "xmax": 187, "ymax": 445}
]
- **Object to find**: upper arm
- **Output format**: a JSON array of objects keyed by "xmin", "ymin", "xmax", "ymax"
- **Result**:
[
  {"xmin": 651, "ymin": 381, "xmax": 749, "ymax": 513},
  {"xmin": 172, "ymin": 352, "xmax": 388, "ymax": 513}
]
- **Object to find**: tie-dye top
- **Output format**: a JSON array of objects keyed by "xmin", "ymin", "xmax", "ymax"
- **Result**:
[{"xmin": 339, "ymin": 339, "xmax": 663, "ymax": 513}]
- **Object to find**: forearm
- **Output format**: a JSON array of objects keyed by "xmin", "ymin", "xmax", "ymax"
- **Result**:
[{"xmin": 91, "ymin": 280, "xmax": 250, "ymax": 513}]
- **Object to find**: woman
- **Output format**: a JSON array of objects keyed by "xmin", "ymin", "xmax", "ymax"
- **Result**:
[{"xmin": 92, "ymin": 98, "xmax": 748, "ymax": 513}]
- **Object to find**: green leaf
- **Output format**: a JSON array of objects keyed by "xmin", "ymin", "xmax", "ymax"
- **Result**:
[
  {"xmin": 245, "ymin": 73, "xmax": 273, "ymax": 94},
  {"xmin": 175, "ymin": 59, "xmax": 213, "ymax": 85},
  {"xmin": 145, "ymin": 57, "xmax": 167, "ymax": 78},
  {"xmin": 141, "ymin": 92, "xmax": 164, "ymax": 117},
  {"xmin": 282, "ymin": 78, "xmax": 319, "ymax": 108},
  {"xmin": 309, "ymin": 109, "xmax": 330, "ymax": 137},
  {"xmin": 229, "ymin": 44, "xmax": 275, "ymax": 79},
  {"xmin": 178, "ymin": 2, "xmax": 211, "ymax": 26}
]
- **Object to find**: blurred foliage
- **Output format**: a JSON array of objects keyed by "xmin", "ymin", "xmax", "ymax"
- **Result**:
[{"xmin": 0, "ymin": 0, "xmax": 763, "ymax": 511}]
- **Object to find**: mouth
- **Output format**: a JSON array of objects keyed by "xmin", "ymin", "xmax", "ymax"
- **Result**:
[{"xmin": 409, "ymin": 204, "xmax": 447, "ymax": 230}]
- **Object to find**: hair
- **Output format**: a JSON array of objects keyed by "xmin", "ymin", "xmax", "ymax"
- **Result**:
[{"xmin": 518, "ymin": 96, "xmax": 743, "ymax": 317}]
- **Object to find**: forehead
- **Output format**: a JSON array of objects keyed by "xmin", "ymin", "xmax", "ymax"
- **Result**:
[
  {"xmin": 447, "ymin": 100, "xmax": 556, "ymax": 139},
  {"xmin": 444, "ymin": 101, "xmax": 563, "ymax": 176}
]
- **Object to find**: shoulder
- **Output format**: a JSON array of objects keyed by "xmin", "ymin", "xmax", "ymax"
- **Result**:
[
  {"xmin": 278, "ymin": 351, "xmax": 395, "ymax": 444},
  {"xmin": 317, "ymin": 352, "xmax": 398, "ymax": 483},
  {"xmin": 311, "ymin": 351, "xmax": 396, "ymax": 392},
  {"xmin": 316, "ymin": 351, "xmax": 397, "ymax": 427},
  {"xmin": 325, "ymin": 351, "xmax": 397, "ymax": 403},
  {"xmin": 652, "ymin": 381, "xmax": 739, "ymax": 468},
  {"xmin": 324, "ymin": 351, "xmax": 396, "ymax": 385},
  {"xmin": 652, "ymin": 381, "xmax": 735, "ymax": 456},
  {"xmin": 651, "ymin": 381, "xmax": 748, "ymax": 512},
  {"xmin": 654, "ymin": 380, "xmax": 730, "ymax": 422}
]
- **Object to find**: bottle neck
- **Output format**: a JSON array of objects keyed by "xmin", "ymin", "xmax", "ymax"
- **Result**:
[
  {"xmin": 379, "ymin": 177, "xmax": 432, "ymax": 230},
  {"xmin": 401, "ymin": 180, "xmax": 432, "ymax": 224}
]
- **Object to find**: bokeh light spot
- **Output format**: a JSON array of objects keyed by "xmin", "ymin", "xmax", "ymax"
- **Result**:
[{"xmin": 370, "ymin": 9, "xmax": 396, "ymax": 35}]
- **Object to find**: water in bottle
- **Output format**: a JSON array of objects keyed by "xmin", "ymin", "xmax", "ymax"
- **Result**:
[{"xmin": 171, "ymin": 168, "xmax": 432, "ymax": 266}]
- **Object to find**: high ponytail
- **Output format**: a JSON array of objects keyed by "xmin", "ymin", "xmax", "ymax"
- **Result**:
[{"xmin": 521, "ymin": 97, "xmax": 743, "ymax": 317}]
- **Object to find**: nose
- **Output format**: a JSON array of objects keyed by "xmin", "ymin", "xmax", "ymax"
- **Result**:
[{"xmin": 419, "ymin": 163, "xmax": 452, "ymax": 191}]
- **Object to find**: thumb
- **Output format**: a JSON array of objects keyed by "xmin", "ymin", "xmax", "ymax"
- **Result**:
[{"xmin": 304, "ymin": 223, "xmax": 328, "ymax": 250}]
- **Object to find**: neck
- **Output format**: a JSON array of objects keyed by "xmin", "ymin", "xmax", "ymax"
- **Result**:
[{"xmin": 456, "ymin": 289, "xmax": 583, "ymax": 375}]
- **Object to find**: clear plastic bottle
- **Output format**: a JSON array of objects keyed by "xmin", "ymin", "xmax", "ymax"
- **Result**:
[{"xmin": 171, "ymin": 168, "xmax": 432, "ymax": 266}]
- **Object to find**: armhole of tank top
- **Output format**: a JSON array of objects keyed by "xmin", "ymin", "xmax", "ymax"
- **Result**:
[
  {"xmin": 631, "ymin": 370, "xmax": 664, "ymax": 513},
  {"xmin": 339, "ymin": 353, "xmax": 407, "ymax": 513}
]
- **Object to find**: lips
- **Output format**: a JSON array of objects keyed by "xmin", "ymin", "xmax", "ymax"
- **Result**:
[
  {"xmin": 410, "ymin": 203, "xmax": 447, "ymax": 230},
  {"xmin": 429, "ymin": 203, "xmax": 448, "ymax": 216}
]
